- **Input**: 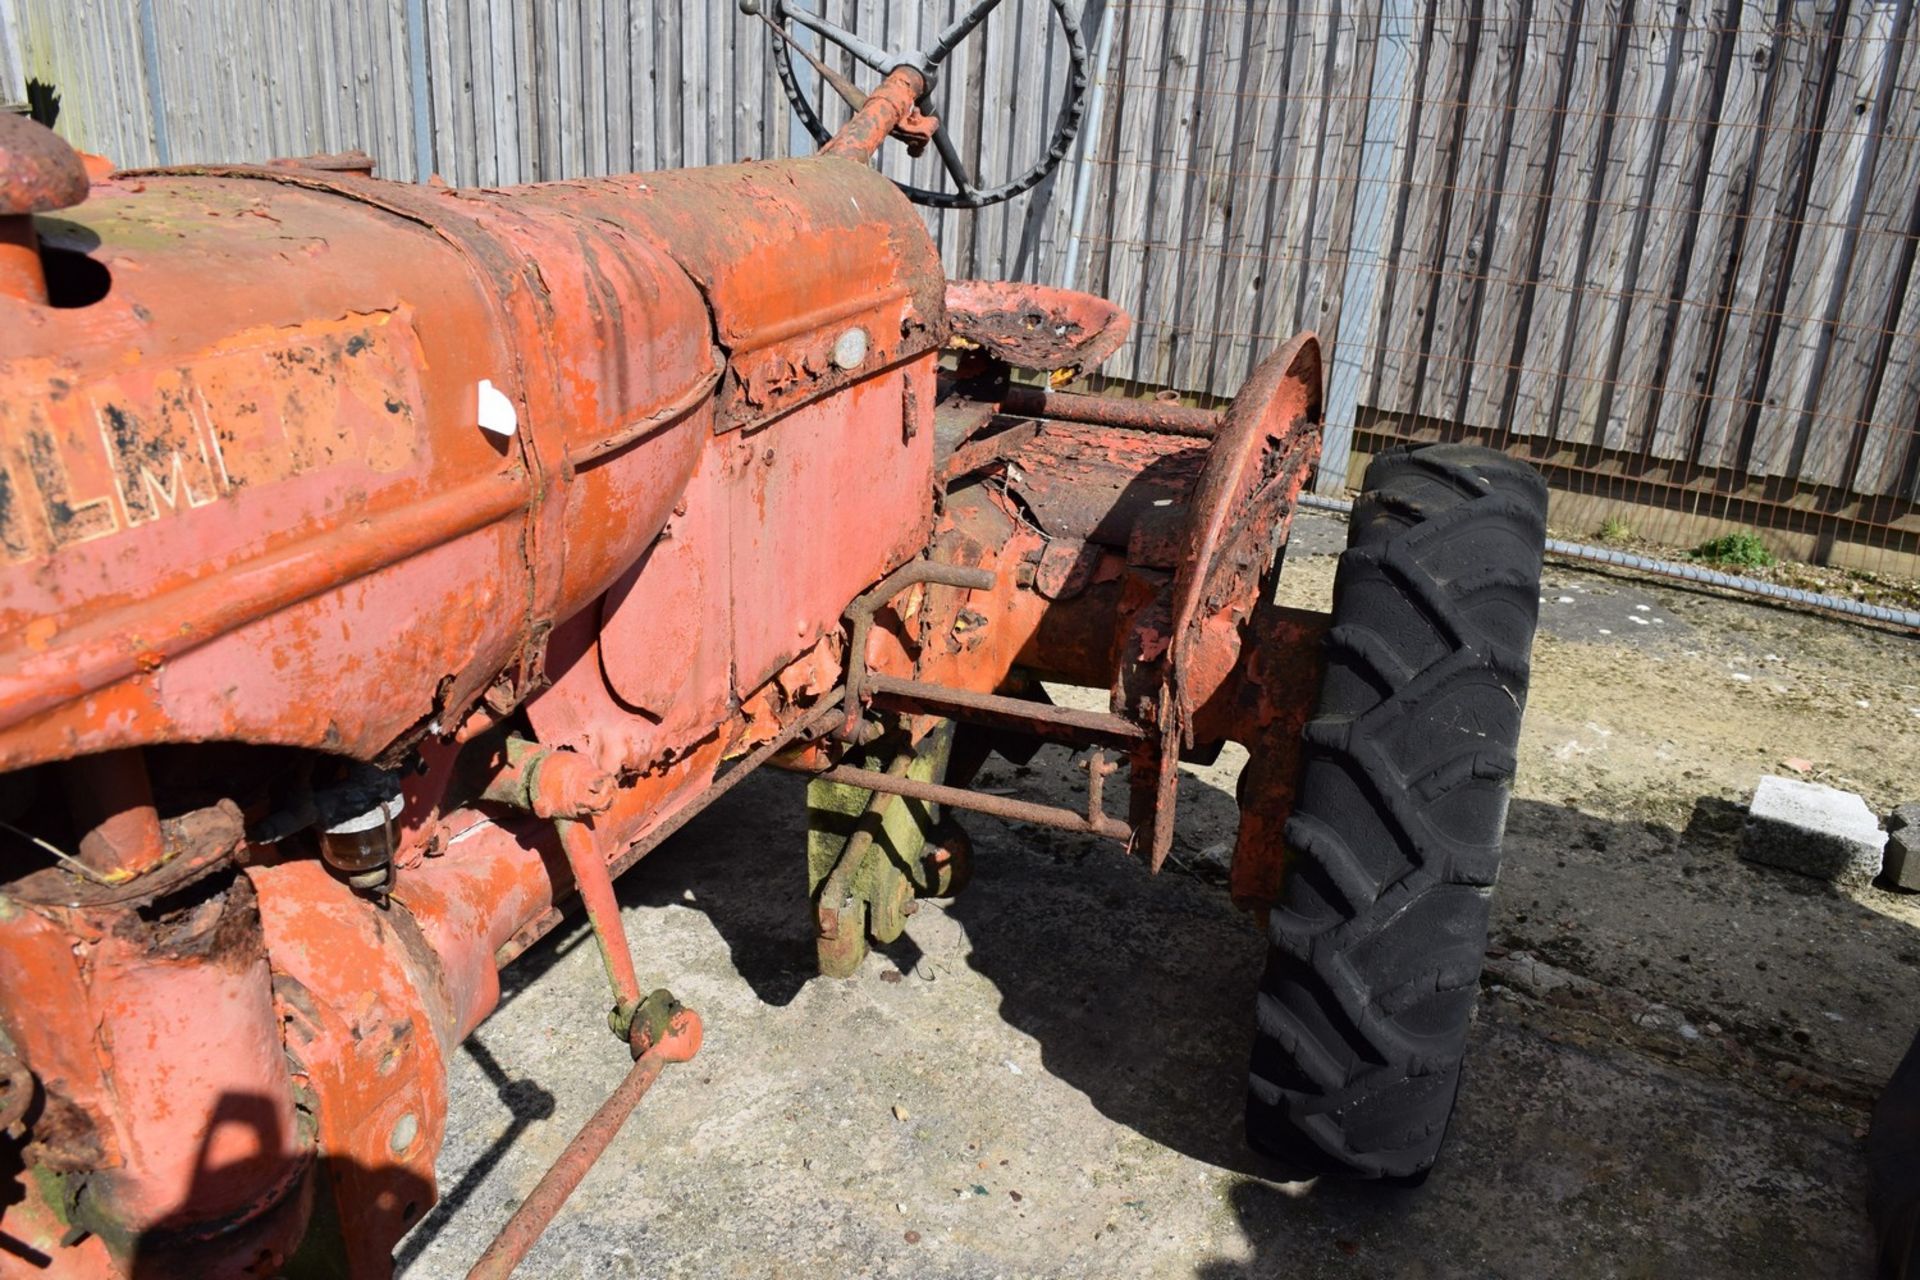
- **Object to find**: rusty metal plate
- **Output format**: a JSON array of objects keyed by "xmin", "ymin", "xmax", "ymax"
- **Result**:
[
  {"xmin": 1134, "ymin": 335, "xmax": 1323, "ymax": 871},
  {"xmin": 727, "ymin": 359, "xmax": 937, "ymax": 699},
  {"xmin": 1169, "ymin": 333, "xmax": 1324, "ymax": 733},
  {"xmin": 998, "ymin": 423, "xmax": 1206, "ymax": 549},
  {"xmin": 251, "ymin": 858, "xmax": 450, "ymax": 1275},
  {"xmin": 590, "ymin": 157, "xmax": 947, "ymax": 431},
  {"xmin": 945, "ymin": 279, "xmax": 1131, "ymax": 380},
  {"xmin": 0, "ymin": 160, "xmax": 723, "ymax": 769},
  {"xmin": 598, "ymin": 442, "xmax": 732, "ymax": 750}
]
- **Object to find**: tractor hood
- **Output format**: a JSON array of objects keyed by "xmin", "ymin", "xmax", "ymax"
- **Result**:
[{"xmin": 0, "ymin": 153, "xmax": 944, "ymax": 769}]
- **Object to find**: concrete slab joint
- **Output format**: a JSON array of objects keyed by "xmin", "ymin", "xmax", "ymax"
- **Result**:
[{"xmin": 1740, "ymin": 776, "xmax": 1887, "ymax": 886}]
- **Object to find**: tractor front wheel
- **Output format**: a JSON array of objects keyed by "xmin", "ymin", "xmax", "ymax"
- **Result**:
[{"xmin": 1245, "ymin": 443, "xmax": 1548, "ymax": 1181}]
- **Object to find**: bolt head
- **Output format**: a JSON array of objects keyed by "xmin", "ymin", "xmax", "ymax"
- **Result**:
[
  {"xmin": 388, "ymin": 1112, "xmax": 419, "ymax": 1155},
  {"xmin": 832, "ymin": 327, "xmax": 870, "ymax": 371}
]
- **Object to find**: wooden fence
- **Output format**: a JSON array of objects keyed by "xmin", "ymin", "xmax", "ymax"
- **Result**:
[
  {"xmin": 1072, "ymin": 0, "xmax": 1920, "ymax": 559},
  {"xmin": 12, "ymin": 0, "xmax": 1920, "ymax": 565}
]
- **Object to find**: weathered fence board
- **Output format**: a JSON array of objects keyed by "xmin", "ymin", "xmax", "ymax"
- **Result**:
[
  {"xmin": 1511, "ymin": 0, "xmax": 1624, "ymax": 442},
  {"xmin": 1461, "ymin": 0, "xmax": 1576, "ymax": 435},
  {"xmin": 1796, "ymin": 0, "xmax": 1917, "ymax": 489},
  {"xmin": 1597, "ymin": 0, "xmax": 1710, "ymax": 455},
  {"xmin": 1424, "ymin": 0, "xmax": 1523, "ymax": 431},
  {"xmin": 1761, "ymin": 0, "xmax": 1901, "ymax": 484},
  {"xmin": 1300, "ymin": 1, "xmax": 1377, "ymax": 372},
  {"xmin": 1700, "ymin": 4, "xmax": 1831, "ymax": 473}
]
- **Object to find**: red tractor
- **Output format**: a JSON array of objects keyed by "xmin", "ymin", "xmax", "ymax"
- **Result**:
[{"xmin": 0, "ymin": 4, "xmax": 1547, "ymax": 1274}]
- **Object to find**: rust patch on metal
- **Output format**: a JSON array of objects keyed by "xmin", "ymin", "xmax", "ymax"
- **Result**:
[
  {"xmin": 1168, "ymin": 334, "xmax": 1324, "ymax": 734},
  {"xmin": 1207, "ymin": 603, "xmax": 1330, "ymax": 914},
  {"xmin": 1001, "ymin": 385, "xmax": 1218, "ymax": 436},
  {"xmin": 250, "ymin": 858, "xmax": 449, "ymax": 1274},
  {"xmin": 945, "ymin": 280, "xmax": 1131, "ymax": 380},
  {"xmin": 818, "ymin": 67, "xmax": 930, "ymax": 163},
  {"xmin": 998, "ymin": 422, "xmax": 1206, "ymax": 548}
]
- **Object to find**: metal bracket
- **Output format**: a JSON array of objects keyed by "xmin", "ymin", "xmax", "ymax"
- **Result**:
[
  {"xmin": 840, "ymin": 559, "xmax": 996, "ymax": 740},
  {"xmin": 480, "ymin": 738, "xmax": 642, "ymax": 1041}
]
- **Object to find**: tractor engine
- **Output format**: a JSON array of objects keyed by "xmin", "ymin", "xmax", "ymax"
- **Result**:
[{"xmin": 0, "ymin": 113, "xmax": 955, "ymax": 1274}]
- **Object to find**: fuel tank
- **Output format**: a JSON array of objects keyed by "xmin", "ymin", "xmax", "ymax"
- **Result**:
[{"xmin": 0, "ymin": 154, "xmax": 945, "ymax": 771}]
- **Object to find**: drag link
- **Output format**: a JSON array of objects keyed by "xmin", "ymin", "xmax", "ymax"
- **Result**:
[
  {"xmin": 466, "ymin": 997, "xmax": 704, "ymax": 1280},
  {"xmin": 553, "ymin": 816, "xmax": 645, "ymax": 1034}
]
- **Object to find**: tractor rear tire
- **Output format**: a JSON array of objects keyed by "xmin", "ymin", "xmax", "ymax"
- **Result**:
[{"xmin": 1245, "ymin": 443, "xmax": 1548, "ymax": 1181}]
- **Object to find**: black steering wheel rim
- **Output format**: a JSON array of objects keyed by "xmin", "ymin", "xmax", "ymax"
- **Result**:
[{"xmin": 768, "ymin": 0, "xmax": 1089, "ymax": 210}]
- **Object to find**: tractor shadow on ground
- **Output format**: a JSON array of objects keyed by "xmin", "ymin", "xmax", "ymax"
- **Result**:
[
  {"xmin": 478, "ymin": 751, "xmax": 1913, "ymax": 1276},
  {"xmin": 391, "ymin": 1036, "xmax": 555, "ymax": 1275},
  {"xmin": 613, "ymin": 756, "xmax": 1919, "ymax": 1174}
]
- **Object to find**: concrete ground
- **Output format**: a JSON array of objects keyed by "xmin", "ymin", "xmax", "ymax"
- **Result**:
[{"xmin": 399, "ymin": 513, "xmax": 1920, "ymax": 1279}]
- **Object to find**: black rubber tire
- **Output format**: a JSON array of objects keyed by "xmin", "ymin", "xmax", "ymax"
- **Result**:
[{"xmin": 1245, "ymin": 443, "xmax": 1548, "ymax": 1181}]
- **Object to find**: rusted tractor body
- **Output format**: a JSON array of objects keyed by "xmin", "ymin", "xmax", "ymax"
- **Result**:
[{"xmin": 0, "ymin": 22, "xmax": 1547, "ymax": 1277}]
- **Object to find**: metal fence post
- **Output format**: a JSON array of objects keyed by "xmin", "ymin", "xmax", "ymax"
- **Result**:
[
  {"xmin": 1059, "ymin": 0, "xmax": 1116, "ymax": 292},
  {"xmin": 1317, "ymin": 0, "xmax": 1414, "ymax": 494}
]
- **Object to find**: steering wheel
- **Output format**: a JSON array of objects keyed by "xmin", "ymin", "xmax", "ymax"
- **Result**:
[{"xmin": 752, "ymin": 0, "xmax": 1088, "ymax": 209}]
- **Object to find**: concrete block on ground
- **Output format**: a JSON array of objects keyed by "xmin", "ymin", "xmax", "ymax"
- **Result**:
[
  {"xmin": 1740, "ymin": 776, "xmax": 1885, "ymax": 885},
  {"xmin": 1885, "ymin": 803, "xmax": 1920, "ymax": 892}
]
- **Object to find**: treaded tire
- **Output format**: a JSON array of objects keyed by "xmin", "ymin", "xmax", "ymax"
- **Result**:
[{"xmin": 1245, "ymin": 443, "xmax": 1548, "ymax": 1181}]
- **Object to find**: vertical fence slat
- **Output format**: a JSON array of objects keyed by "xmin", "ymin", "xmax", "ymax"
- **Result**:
[
  {"xmin": 1548, "ymin": 0, "xmax": 1649, "ymax": 447},
  {"xmin": 1859, "ymin": 202, "xmax": 1920, "ymax": 496},
  {"xmin": 1426, "ymin": 0, "xmax": 1528, "ymax": 430},
  {"xmin": 1215, "ymin": 2, "xmax": 1294, "ymax": 394},
  {"xmin": 1360, "ymin": 0, "xmax": 1442, "ymax": 410},
  {"xmin": 1400, "ymin": 2, "xmax": 1486, "ymax": 425},
  {"xmin": 1511, "ymin": 0, "xmax": 1624, "ymax": 440},
  {"xmin": 1300, "ymin": 1, "xmax": 1378, "ymax": 368},
  {"xmin": 1321, "ymin": 0, "xmax": 1418, "ymax": 488},
  {"xmin": 1569, "ymin": 0, "xmax": 1682, "ymax": 450},
  {"xmin": 1463, "ymin": 0, "xmax": 1577, "ymax": 438},
  {"xmin": 1133, "ymin": 0, "xmax": 1206, "ymax": 387},
  {"xmin": 1698, "ymin": 1, "xmax": 1834, "ymax": 472},
  {"xmin": 1828, "ymin": 6, "xmax": 1920, "ymax": 494},
  {"xmin": 1602, "ymin": 1, "xmax": 1723, "ymax": 456},
  {"xmin": 1757, "ymin": 1, "xmax": 1897, "ymax": 482},
  {"xmin": 1656, "ymin": 0, "xmax": 1772, "ymax": 464},
  {"xmin": 1169, "ymin": 8, "xmax": 1238, "ymax": 394},
  {"xmin": 0, "ymin": 0, "xmax": 25, "ymax": 106},
  {"xmin": 1270, "ymin": 0, "xmax": 1337, "ymax": 384},
  {"xmin": 1101, "ymin": 0, "xmax": 1163, "ymax": 383}
]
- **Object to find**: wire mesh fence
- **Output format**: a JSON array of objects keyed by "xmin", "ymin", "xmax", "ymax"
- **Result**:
[{"xmin": 1062, "ymin": 0, "xmax": 1920, "ymax": 581}]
